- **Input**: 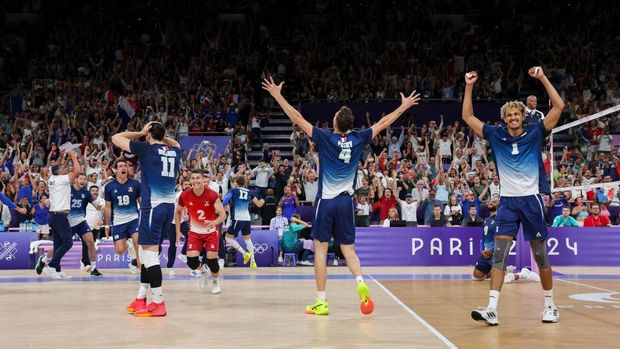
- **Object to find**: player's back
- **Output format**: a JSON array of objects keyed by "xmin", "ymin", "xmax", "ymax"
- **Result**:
[
  {"xmin": 483, "ymin": 123, "xmax": 547, "ymax": 197},
  {"xmin": 229, "ymin": 187, "xmax": 253, "ymax": 221},
  {"xmin": 311, "ymin": 127, "xmax": 372, "ymax": 199},
  {"xmin": 129, "ymin": 141, "xmax": 182, "ymax": 209},
  {"xmin": 105, "ymin": 178, "xmax": 140, "ymax": 225}
]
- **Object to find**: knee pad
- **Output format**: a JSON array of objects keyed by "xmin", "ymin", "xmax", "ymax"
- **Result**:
[
  {"xmin": 206, "ymin": 258, "xmax": 220, "ymax": 274},
  {"xmin": 530, "ymin": 240, "xmax": 551, "ymax": 270},
  {"xmin": 492, "ymin": 238, "xmax": 512, "ymax": 271},
  {"xmin": 187, "ymin": 256, "xmax": 200, "ymax": 270},
  {"xmin": 142, "ymin": 249, "xmax": 160, "ymax": 268}
]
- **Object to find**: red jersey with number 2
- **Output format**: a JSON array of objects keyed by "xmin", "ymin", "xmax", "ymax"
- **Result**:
[{"xmin": 178, "ymin": 187, "xmax": 219, "ymax": 234}]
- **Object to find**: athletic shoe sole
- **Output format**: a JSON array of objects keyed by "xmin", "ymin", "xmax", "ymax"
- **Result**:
[{"xmin": 471, "ymin": 311, "xmax": 498, "ymax": 326}]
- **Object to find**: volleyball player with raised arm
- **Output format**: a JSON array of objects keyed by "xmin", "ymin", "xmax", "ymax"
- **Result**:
[
  {"xmin": 262, "ymin": 76, "xmax": 420, "ymax": 315},
  {"xmin": 112, "ymin": 122, "xmax": 182, "ymax": 317},
  {"xmin": 462, "ymin": 67, "xmax": 565, "ymax": 325}
]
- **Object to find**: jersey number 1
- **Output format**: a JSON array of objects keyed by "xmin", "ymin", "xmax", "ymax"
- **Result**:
[{"xmin": 160, "ymin": 157, "xmax": 176, "ymax": 177}]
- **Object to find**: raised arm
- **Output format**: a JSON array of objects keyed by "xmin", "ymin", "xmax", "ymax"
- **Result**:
[
  {"xmin": 67, "ymin": 150, "xmax": 80, "ymax": 181},
  {"xmin": 462, "ymin": 72, "xmax": 485, "ymax": 138},
  {"xmin": 262, "ymin": 77, "xmax": 313, "ymax": 137},
  {"xmin": 371, "ymin": 91, "xmax": 421, "ymax": 139},
  {"xmin": 529, "ymin": 66, "xmax": 566, "ymax": 131}
]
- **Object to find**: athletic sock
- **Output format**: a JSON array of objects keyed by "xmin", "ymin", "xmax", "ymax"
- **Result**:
[
  {"xmin": 317, "ymin": 291, "xmax": 326, "ymax": 301},
  {"xmin": 42, "ymin": 255, "xmax": 48, "ymax": 263},
  {"xmin": 245, "ymin": 238, "xmax": 254, "ymax": 259},
  {"xmin": 356, "ymin": 276, "xmax": 364, "ymax": 284},
  {"xmin": 225, "ymin": 237, "xmax": 246, "ymax": 254},
  {"xmin": 137, "ymin": 283, "xmax": 149, "ymax": 299},
  {"xmin": 488, "ymin": 290, "xmax": 500, "ymax": 309},
  {"xmin": 151, "ymin": 287, "xmax": 163, "ymax": 303},
  {"xmin": 90, "ymin": 261, "xmax": 97, "ymax": 270},
  {"xmin": 544, "ymin": 289, "xmax": 554, "ymax": 306}
]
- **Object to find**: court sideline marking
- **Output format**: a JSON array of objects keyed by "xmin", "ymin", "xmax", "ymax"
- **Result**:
[
  {"xmin": 367, "ymin": 274, "xmax": 458, "ymax": 349},
  {"xmin": 557, "ymin": 278, "xmax": 618, "ymax": 293}
]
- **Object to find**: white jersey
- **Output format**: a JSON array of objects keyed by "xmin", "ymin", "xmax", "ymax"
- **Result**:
[
  {"xmin": 48, "ymin": 174, "xmax": 71, "ymax": 212},
  {"xmin": 86, "ymin": 197, "xmax": 105, "ymax": 229},
  {"xmin": 399, "ymin": 201, "xmax": 418, "ymax": 222}
]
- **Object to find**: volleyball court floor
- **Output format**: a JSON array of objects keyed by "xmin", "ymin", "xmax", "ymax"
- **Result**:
[{"xmin": 1, "ymin": 266, "xmax": 619, "ymax": 348}]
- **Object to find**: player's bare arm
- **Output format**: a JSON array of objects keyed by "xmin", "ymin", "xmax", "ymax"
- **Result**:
[
  {"xmin": 528, "ymin": 66, "xmax": 566, "ymax": 131},
  {"xmin": 462, "ymin": 71, "xmax": 485, "ymax": 138},
  {"xmin": 371, "ymin": 91, "xmax": 421, "ymax": 139},
  {"xmin": 262, "ymin": 76, "xmax": 313, "ymax": 137}
]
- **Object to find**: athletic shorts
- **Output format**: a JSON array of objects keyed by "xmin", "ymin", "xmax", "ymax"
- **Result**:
[
  {"xmin": 138, "ymin": 203, "xmax": 174, "ymax": 245},
  {"xmin": 71, "ymin": 221, "xmax": 91, "ymax": 237},
  {"xmin": 475, "ymin": 255, "xmax": 493, "ymax": 275},
  {"xmin": 187, "ymin": 231, "xmax": 220, "ymax": 253},
  {"xmin": 496, "ymin": 195, "xmax": 548, "ymax": 241},
  {"xmin": 112, "ymin": 219, "xmax": 139, "ymax": 242},
  {"xmin": 228, "ymin": 220, "xmax": 251, "ymax": 237},
  {"xmin": 311, "ymin": 193, "xmax": 355, "ymax": 245}
]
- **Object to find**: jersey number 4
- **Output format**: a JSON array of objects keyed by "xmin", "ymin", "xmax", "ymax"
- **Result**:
[
  {"xmin": 339, "ymin": 149, "xmax": 351, "ymax": 163},
  {"xmin": 160, "ymin": 157, "xmax": 176, "ymax": 177}
]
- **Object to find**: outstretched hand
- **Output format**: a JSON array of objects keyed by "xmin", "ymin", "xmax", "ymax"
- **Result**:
[
  {"xmin": 399, "ymin": 90, "xmax": 421, "ymax": 110},
  {"xmin": 261, "ymin": 76, "xmax": 284, "ymax": 97},
  {"xmin": 464, "ymin": 71, "xmax": 478, "ymax": 85},
  {"xmin": 528, "ymin": 66, "xmax": 544, "ymax": 79}
]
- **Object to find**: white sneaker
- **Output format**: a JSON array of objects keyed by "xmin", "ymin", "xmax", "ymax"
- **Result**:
[
  {"xmin": 178, "ymin": 254, "xmax": 188, "ymax": 263},
  {"xmin": 541, "ymin": 305, "xmax": 559, "ymax": 323},
  {"xmin": 190, "ymin": 269, "xmax": 202, "ymax": 278},
  {"xmin": 506, "ymin": 265, "xmax": 516, "ymax": 273},
  {"xmin": 128, "ymin": 263, "xmax": 139, "ymax": 275},
  {"xmin": 300, "ymin": 260, "xmax": 313, "ymax": 266},
  {"xmin": 471, "ymin": 307, "xmax": 498, "ymax": 326},
  {"xmin": 211, "ymin": 280, "xmax": 221, "ymax": 294},
  {"xmin": 520, "ymin": 268, "xmax": 541, "ymax": 283},
  {"xmin": 57, "ymin": 271, "xmax": 72, "ymax": 279},
  {"xmin": 503, "ymin": 272, "xmax": 515, "ymax": 284},
  {"xmin": 80, "ymin": 262, "xmax": 91, "ymax": 272},
  {"xmin": 43, "ymin": 266, "xmax": 62, "ymax": 279},
  {"xmin": 127, "ymin": 240, "xmax": 136, "ymax": 259},
  {"xmin": 332, "ymin": 259, "xmax": 338, "ymax": 266},
  {"xmin": 199, "ymin": 274, "xmax": 209, "ymax": 289},
  {"xmin": 168, "ymin": 269, "xmax": 176, "ymax": 276},
  {"xmin": 278, "ymin": 256, "xmax": 283, "ymax": 264}
]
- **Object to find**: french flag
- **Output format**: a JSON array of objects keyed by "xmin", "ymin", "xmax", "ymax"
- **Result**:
[{"xmin": 118, "ymin": 96, "xmax": 138, "ymax": 124}]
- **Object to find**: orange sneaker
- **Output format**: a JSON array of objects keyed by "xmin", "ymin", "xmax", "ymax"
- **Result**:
[
  {"xmin": 126, "ymin": 298, "xmax": 147, "ymax": 313},
  {"xmin": 134, "ymin": 302, "xmax": 167, "ymax": 317}
]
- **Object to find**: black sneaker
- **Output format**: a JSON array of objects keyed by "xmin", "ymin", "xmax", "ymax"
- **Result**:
[
  {"xmin": 35, "ymin": 256, "xmax": 45, "ymax": 275},
  {"xmin": 90, "ymin": 268, "xmax": 103, "ymax": 277}
]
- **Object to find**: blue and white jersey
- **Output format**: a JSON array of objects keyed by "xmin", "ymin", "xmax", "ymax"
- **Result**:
[
  {"xmin": 483, "ymin": 123, "xmax": 548, "ymax": 197},
  {"xmin": 105, "ymin": 178, "xmax": 141, "ymax": 225},
  {"xmin": 69, "ymin": 187, "xmax": 95, "ymax": 227},
  {"xmin": 129, "ymin": 141, "xmax": 182, "ymax": 209},
  {"xmin": 223, "ymin": 187, "xmax": 255, "ymax": 222},
  {"xmin": 481, "ymin": 215, "xmax": 498, "ymax": 252},
  {"xmin": 311, "ymin": 127, "xmax": 373, "ymax": 199}
]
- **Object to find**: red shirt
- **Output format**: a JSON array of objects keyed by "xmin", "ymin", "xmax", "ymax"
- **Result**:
[
  {"xmin": 583, "ymin": 215, "xmax": 611, "ymax": 227},
  {"xmin": 372, "ymin": 195, "xmax": 397, "ymax": 221},
  {"xmin": 178, "ymin": 187, "xmax": 220, "ymax": 234}
]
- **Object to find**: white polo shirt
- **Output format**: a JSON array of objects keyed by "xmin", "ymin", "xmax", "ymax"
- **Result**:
[{"xmin": 48, "ymin": 174, "xmax": 71, "ymax": 212}]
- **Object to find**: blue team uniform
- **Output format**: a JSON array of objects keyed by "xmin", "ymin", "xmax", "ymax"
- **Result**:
[
  {"xmin": 129, "ymin": 141, "xmax": 182, "ymax": 245},
  {"xmin": 104, "ymin": 178, "xmax": 141, "ymax": 242},
  {"xmin": 223, "ymin": 187, "xmax": 255, "ymax": 236},
  {"xmin": 475, "ymin": 215, "xmax": 499, "ymax": 274},
  {"xmin": 69, "ymin": 186, "xmax": 96, "ymax": 236},
  {"xmin": 310, "ymin": 126, "xmax": 373, "ymax": 244},
  {"xmin": 483, "ymin": 122, "xmax": 548, "ymax": 241}
]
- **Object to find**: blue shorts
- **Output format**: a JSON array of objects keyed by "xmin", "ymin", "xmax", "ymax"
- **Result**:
[
  {"xmin": 496, "ymin": 195, "xmax": 548, "ymax": 241},
  {"xmin": 475, "ymin": 255, "xmax": 493, "ymax": 275},
  {"xmin": 138, "ymin": 204, "xmax": 174, "ymax": 245},
  {"xmin": 112, "ymin": 219, "xmax": 139, "ymax": 242},
  {"xmin": 71, "ymin": 221, "xmax": 91, "ymax": 237},
  {"xmin": 311, "ymin": 194, "xmax": 355, "ymax": 245},
  {"xmin": 228, "ymin": 220, "xmax": 251, "ymax": 237}
]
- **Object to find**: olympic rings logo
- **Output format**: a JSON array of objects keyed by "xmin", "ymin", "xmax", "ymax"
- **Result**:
[{"xmin": 253, "ymin": 243, "xmax": 269, "ymax": 254}]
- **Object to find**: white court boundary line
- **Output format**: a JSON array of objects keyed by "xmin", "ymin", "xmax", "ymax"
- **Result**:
[
  {"xmin": 557, "ymin": 278, "xmax": 619, "ymax": 293},
  {"xmin": 368, "ymin": 274, "xmax": 458, "ymax": 349}
]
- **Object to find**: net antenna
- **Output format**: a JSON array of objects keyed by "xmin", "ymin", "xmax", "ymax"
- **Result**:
[{"xmin": 549, "ymin": 104, "xmax": 620, "ymax": 194}]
